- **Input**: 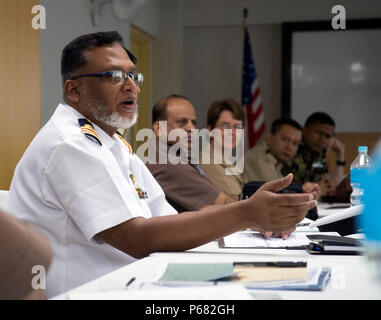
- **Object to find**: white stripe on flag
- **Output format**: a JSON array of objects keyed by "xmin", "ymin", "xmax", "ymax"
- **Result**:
[
  {"xmin": 252, "ymin": 96, "xmax": 262, "ymax": 114},
  {"xmin": 251, "ymin": 79, "xmax": 259, "ymax": 95},
  {"xmin": 254, "ymin": 112, "xmax": 265, "ymax": 132}
]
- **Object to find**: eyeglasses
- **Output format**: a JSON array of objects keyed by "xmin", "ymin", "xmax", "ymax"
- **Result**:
[
  {"xmin": 217, "ymin": 123, "xmax": 244, "ymax": 130},
  {"xmin": 70, "ymin": 70, "xmax": 144, "ymax": 86}
]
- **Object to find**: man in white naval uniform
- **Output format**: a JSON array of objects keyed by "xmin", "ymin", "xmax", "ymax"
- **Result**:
[{"xmin": 7, "ymin": 31, "xmax": 317, "ymax": 298}]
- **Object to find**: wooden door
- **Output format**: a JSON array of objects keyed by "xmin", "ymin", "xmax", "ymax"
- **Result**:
[
  {"xmin": 126, "ymin": 24, "xmax": 152, "ymax": 152},
  {"xmin": 0, "ymin": 0, "xmax": 41, "ymax": 190},
  {"xmin": 326, "ymin": 132, "xmax": 381, "ymax": 175}
]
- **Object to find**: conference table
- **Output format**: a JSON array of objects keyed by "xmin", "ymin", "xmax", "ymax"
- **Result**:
[{"xmin": 53, "ymin": 203, "xmax": 381, "ymax": 300}]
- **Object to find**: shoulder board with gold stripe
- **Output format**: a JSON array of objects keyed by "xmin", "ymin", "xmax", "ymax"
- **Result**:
[
  {"xmin": 116, "ymin": 131, "xmax": 133, "ymax": 154},
  {"xmin": 78, "ymin": 118, "xmax": 102, "ymax": 146}
]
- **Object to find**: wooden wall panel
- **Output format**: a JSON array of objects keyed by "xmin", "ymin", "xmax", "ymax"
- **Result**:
[
  {"xmin": 0, "ymin": 0, "xmax": 41, "ymax": 190},
  {"xmin": 127, "ymin": 25, "xmax": 152, "ymax": 152},
  {"xmin": 326, "ymin": 132, "xmax": 381, "ymax": 175}
]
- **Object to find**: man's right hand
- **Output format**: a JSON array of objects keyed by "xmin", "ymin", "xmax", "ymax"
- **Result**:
[
  {"xmin": 98, "ymin": 174, "xmax": 316, "ymax": 259},
  {"xmin": 261, "ymin": 226, "xmax": 296, "ymax": 240},
  {"xmin": 244, "ymin": 174, "xmax": 317, "ymax": 232}
]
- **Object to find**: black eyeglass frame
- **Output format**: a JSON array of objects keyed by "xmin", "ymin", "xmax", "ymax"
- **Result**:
[{"xmin": 70, "ymin": 70, "xmax": 144, "ymax": 86}]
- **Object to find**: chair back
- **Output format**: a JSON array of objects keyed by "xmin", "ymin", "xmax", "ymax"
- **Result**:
[{"xmin": 0, "ymin": 190, "xmax": 9, "ymax": 210}]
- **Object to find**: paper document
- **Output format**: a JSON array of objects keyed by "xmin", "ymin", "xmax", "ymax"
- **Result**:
[
  {"xmin": 220, "ymin": 232, "xmax": 311, "ymax": 248},
  {"xmin": 309, "ymin": 205, "xmax": 363, "ymax": 228}
]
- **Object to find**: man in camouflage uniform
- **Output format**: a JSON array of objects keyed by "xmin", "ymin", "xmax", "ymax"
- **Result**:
[
  {"xmin": 283, "ymin": 112, "xmax": 346, "ymax": 197},
  {"xmin": 283, "ymin": 144, "xmax": 328, "ymax": 184}
]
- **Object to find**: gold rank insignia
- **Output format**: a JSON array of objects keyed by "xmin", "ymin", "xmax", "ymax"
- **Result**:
[
  {"xmin": 116, "ymin": 131, "xmax": 133, "ymax": 154},
  {"xmin": 78, "ymin": 118, "xmax": 102, "ymax": 146}
]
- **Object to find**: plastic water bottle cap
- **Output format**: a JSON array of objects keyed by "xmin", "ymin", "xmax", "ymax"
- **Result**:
[{"xmin": 358, "ymin": 146, "xmax": 368, "ymax": 153}]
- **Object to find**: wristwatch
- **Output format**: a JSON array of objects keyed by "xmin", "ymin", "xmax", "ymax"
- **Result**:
[{"xmin": 336, "ymin": 160, "xmax": 346, "ymax": 166}]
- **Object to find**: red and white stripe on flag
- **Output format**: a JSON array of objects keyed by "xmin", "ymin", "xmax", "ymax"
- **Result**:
[
  {"xmin": 246, "ymin": 78, "xmax": 265, "ymax": 148},
  {"xmin": 241, "ymin": 16, "xmax": 265, "ymax": 150}
]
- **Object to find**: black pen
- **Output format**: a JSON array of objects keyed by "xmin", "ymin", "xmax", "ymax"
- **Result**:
[
  {"xmin": 285, "ymin": 245, "xmax": 307, "ymax": 250},
  {"xmin": 296, "ymin": 223, "xmax": 310, "ymax": 227},
  {"xmin": 233, "ymin": 261, "xmax": 307, "ymax": 268},
  {"xmin": 125, "ymin": 277, "xmax": 136, "ymax": 288}
]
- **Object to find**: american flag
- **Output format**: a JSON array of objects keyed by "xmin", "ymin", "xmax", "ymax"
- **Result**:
[{"xmin": 241, "ymin": 23, "xmax": 265, "ymax": 148}]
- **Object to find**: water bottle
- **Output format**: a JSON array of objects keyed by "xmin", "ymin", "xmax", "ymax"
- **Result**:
[
  {"xmin": 361, "ymin": 146, "xmax": 381, "ymax": 287},
  {"xmin": 350, "ymin": 146, "xmax": 373, "ymax": 206}
]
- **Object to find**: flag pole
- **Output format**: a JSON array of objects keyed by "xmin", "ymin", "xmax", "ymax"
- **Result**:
[
  {"xmin": 243, "ymin": 8, "xmax": 248, "ymax": 33},
  {"xmin": 242, "ymin": 8, "xmax": 249, "ymax": 151},
  {"xmin": 241, "ymin": 7, "xmax": 266, "ymax": 149}
]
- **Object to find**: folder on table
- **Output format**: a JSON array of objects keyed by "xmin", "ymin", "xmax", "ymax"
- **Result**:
[{"xmin": 306, "ymin": 234, "xmax": 365, "ymax": 255}]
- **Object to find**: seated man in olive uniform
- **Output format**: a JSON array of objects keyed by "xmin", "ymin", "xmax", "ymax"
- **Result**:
[{"xmin": 243, "ymin": 118, "xmax": 321, "ymax": 200}]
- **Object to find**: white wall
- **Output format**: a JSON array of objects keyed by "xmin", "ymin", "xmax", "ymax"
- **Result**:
[
  {"xmin": 182, "ymin": 24, "xmax": 281, "ymax": 131},
  {"xmin": 40, "ymin": 0, "xmax": 381, "ymax": 134},
  {"xmin": 181, "ymin": 0, "xmax": 381, "ymax": 132},
  {"xmin": 40, "ymin": 0, "xmax": 161, "ymax": 125},
  {"xmin": 182, "ymin": 0, "xmax": 381, "ymax": 26},
  {"xmin": 151, "ymin": 0, "xmax": 183, "ymax": 105},
  {"xmin": 292, "ymin": 29, "xmax": 381, "ymax": 132}
]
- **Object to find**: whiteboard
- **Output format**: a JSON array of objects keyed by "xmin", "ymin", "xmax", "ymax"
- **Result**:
[{"xmin": 288, "ymin": 26, "xmax": 381, "ymax": 132}]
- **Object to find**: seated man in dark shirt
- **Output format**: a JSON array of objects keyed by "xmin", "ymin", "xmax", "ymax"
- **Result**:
[{"xmin": 146, "ymin": 94, "xmax": 235, "ymax": 212}]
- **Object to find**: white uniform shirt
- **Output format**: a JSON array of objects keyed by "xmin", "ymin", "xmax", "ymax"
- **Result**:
[{"xmin": 7, "ymin": 103, "xmax": 177, "ymax": 298}]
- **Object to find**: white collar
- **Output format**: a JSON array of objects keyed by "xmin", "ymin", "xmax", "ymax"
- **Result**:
[{"xmin": 60, "ymin": 103, "xmax": 119, "ymax": 150}]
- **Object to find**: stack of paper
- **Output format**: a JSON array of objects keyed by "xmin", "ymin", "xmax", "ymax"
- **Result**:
[
  {"xmin": 156, "ymin": 262, "xmax": 331, "ymax": 291},
  {"xmin": 243, "ymin": 267, "xmax": 331, "ymax": 291},
  {"xmin": 233, "ymin": 264, "xmax": 307, "ymax": 283}
]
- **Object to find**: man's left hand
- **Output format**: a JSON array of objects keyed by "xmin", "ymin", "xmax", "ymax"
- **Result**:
[
  {"xmin": 302, "ymin": 182, "xmax": 321, "ymax": 200},
  {"xmin": 330, "ymin": 137, "xmax": 345, "ymax": 160},
  {"xmin": 261, "ymin": 226, "xmax": 296, "ymax": 240}
]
